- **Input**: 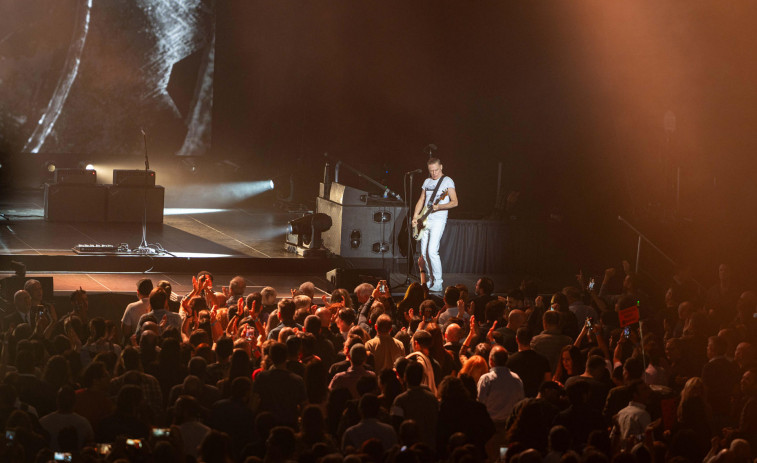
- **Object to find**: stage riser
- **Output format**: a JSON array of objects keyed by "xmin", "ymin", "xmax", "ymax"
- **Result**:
[{"xmin": 0, "ymin": 255, "xmax": 341, "ymax": 275}]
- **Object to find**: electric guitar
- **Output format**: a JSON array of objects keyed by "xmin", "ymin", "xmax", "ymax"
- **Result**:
[{"xmin": 412, "ymin": 190, "xmax": 448, "ymax": 240}]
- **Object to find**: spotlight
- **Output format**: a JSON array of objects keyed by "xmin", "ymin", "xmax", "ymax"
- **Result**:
[
  {"xmin": 285, "ymin": 212, "xmax": 332, "ymax": 257},
  {"xmin": 85, "ymin": 163, "xmax": 95, "ymax": 170},
  {"xmin": 181, "ymin": 158, "xmax": 199, "ymax": 174},
  {"xmin": 269, "ymin": 180, "xmax": 275, "ymax": 190},
  {"xmin": 46, "ymin": 162, "xmax": 56, "ymax": 173}
]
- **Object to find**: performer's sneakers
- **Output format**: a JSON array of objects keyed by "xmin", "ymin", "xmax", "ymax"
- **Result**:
[{"xmin": 428, "ymin": 283, "xmax": 444, "ymax": 293}]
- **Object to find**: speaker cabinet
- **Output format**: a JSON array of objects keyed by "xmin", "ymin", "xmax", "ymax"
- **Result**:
[
  {"xmin": 105, "ymin": 186, "xmax": 164, "ymax": 223},
  {"xmin": 316, "ymin": 197, "xmax": 407, "ymax": 258},
  {"xmin": 326, "ymin": 267, "xmax": 389, "ymax": 291},
  {"xmin": 44, "ymin": 183, "xmax": 107, "ymax": 222}
]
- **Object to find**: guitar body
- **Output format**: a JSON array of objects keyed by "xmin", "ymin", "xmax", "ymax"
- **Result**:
[{"xmin": 413, "ymin": 190, "xmax": 448, "ymax": 240}]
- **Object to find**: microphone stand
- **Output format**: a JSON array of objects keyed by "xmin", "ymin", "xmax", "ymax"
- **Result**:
[
  {"xmin": 327, "ymin": 154, "xmax": 402, "ymax": 201},
  {"xmin": 404, "ymin": 171, "xmax": 416, "ymax": 285},
  {"xmin": 135, "ymin": 129, "xmax": 158, "ymax": 255}
]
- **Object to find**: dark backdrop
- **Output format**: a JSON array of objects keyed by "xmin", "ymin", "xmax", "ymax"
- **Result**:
[{"xmin": 213, "ymin": 1, "xmax": 757, "ymax": 226}]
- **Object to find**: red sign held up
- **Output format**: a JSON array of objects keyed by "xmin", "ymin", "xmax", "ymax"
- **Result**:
[{"xmin": 618, "ymin": 305, "xmax": 640, "ymax": 328}]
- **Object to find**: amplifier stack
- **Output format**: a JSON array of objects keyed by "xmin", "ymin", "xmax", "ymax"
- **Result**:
[{"xmin": 44, "ymin": 169, "xmax": 164, "ymax": 223}]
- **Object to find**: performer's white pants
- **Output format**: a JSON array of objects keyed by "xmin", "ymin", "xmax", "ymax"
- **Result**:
[{"xmin": 420, "ymin": 219, "xmax": 446, "ymax": 291}]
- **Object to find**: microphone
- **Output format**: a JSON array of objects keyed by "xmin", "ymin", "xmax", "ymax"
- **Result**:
[{"xmin": 406, "ymin": 168, "xmax": 423, "ymax": 175}]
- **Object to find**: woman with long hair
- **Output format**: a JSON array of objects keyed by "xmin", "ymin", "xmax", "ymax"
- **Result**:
[
  {"xmin": 553, "ymin": 345, "xmax": 584, "ymax": 386},
  {"xmin": 425, "ymin": 322, "xmax": 457, "ymax": 378},
  {"xmin": 294, "ymin": 404, "xmax": 338, "ymax": 457},
  {"xmin": 397, "ymin": 283, "xmax": 426, "ymax": 326},
  {"xmin": 459, "ymin": 355, "xmax": 489, "ymax": 387},
  {"xmin": 218, "ymin": 349, "xmax": 252, "ymax": 398},
  {"xmin": 677, "ymin": 377, "xmax": 712, "ymax": 436},
  {"xmin": 436, "ymin": 376, "xmax": 494, "ymax": 460},
  {"xmin": 673, "ymin": 377, "xmax": 712, "ymax": 461},
  {"xmin": 377, "ymin": 368, "xmax": 403, "ymax": 411}
]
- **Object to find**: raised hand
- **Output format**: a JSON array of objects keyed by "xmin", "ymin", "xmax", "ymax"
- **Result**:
[
  {"xmin": 192, "ymin": 275, "xmax": 199, "ymax": 292},
  {"xmin": 250, "ymin": 300, "xmax": 260, "ymax": 317},
  {"xmin": 321, "ymin": 294, "xmax": 329, "ymax": 305},
  {"xmin": 487, "ymin": 320, "xmax": 498, "ymax": 343},
  {"xmin": 457, "ymin": 298, "xmax": 465, "ymax": 313},
  {"xmin": 622, "ymin": 260, "xmax": 632, "ymax": 275}
]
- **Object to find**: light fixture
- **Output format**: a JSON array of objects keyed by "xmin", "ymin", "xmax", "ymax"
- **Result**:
[
  {"xmin": 180, "ymin": 157, "xmax": 199, "ymax": 174},
  {"xmin": 46, "ymin": 161, "xmax": 56, "ymax": 173},
  {"xmin": 286, "ymin": 212, "xmax": 332, "ymax": 257}
]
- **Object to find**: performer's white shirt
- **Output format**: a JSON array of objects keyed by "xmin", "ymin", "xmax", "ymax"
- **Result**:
[{"xmin": 421, "ymin": 176, "xmax": 455, "ymax": 222}]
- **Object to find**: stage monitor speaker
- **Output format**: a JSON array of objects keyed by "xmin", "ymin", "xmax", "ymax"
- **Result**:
[
  {"xmin": 54, "ymin": 168, "xmax": 96, "ymax": 184},
  {"xmin": 113, "ymin": 169, "xmax": 156, "ymax": 187},
  {"xmin": 326, "ymin": 267, "xmax": 388, "ymax": 291},
  {"xmin": 327, "ymin": 182, "xmax": 368, "ymax": 206},
  {"xmin": 44, "ymin": 183, "xmax": 107, "ymax": 222},
  {"xmin": 317, "ymin": 197, "xmax": 406, "ymax": 258},
  {"xmin": 0, "ymin": 276, "xmax": 54, "ymax": 303},
  {"xmin": 106, "ymin": 185, "xmax": 164, "ymax": 223}
]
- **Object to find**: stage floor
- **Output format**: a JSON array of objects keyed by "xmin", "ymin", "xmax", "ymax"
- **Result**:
[
  {"xmin": 0, "ymin": 189, "xmax": 302, "ymax": 259},
  {"xmin": 0, "ymin": 189, "xmax": 512, "ymax": 307}
]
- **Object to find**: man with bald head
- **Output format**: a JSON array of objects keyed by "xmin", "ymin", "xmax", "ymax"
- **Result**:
[
  {"xmin": 736, "ymin": 342, "xmax": 757, "ymax": 374},
  {"xmin": 365, "ymin": 314, "xmax": 405, "ymax": 373},
  {"xmin": 24, "ymin": 279, "xmax": 55, "ymax": 321},
  {"xmin": 496, "ymin": 309, "xmax": 525, "ymax": 353},
  {"xmin": 4, "ymin": 290, "xmax": 33, "ymax": 329},
  {"xmin": 478, "ymin": 345, "xmax": 524, "ymax": 460},
  {"xmin": 224, "ymin": 276, "xmax": 246, "ymax": 307},
  {"xmin": 444, "ymin": 323, "xmax": 464, "ymax": 372}
]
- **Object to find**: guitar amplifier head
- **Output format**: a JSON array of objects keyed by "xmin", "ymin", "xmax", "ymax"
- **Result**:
[
  {"xmin": 54, "ymin": 168, "xmax": 97, "ymax": 184},
  {"xmin": 113, "ymin": 169, "xmax": 156, "ymax": 187}
]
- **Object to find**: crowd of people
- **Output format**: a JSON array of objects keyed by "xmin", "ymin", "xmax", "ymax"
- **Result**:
[{"xmin": 1, "ymin": 262, "xmax": 756, "ymax": 463}]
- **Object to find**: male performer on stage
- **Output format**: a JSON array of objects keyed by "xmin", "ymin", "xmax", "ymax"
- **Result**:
[{"xmin": 412, "ymin": 157, "xmax": 458, "ymax": 293}]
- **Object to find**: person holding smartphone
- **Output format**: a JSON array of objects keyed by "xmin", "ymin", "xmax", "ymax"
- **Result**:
[{"xmin": 356, "ymin": 280, "xmax": 397, "ymax": 336}]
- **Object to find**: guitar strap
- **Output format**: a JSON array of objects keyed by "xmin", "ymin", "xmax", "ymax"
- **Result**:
[{"xmin": 427, "ymin": 175, "xmax": 446, "ymax": 207}]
